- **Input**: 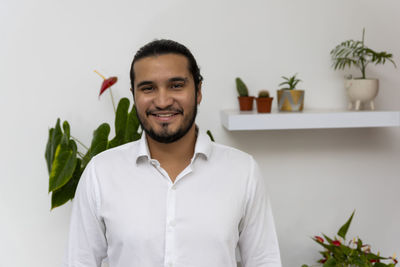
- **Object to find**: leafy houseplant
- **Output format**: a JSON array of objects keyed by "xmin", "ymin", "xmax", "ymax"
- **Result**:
[
  {"xmin": 236, "ymin": 77, "xmax": 254, "ymax": 111},
  {"xmin": 277, "ymin": 73, "xmax": 305, "ymax": 112},
  {"xmin": 302, "ymin": 211, "xmax": 398, "ymax": 267},
  {"xmin": 255, "ymin": 90, "xmax": 273, "ymax": 113},
  {"xmin": 330, "ymin": 28, "xmax": 396, "ymax": 110}
]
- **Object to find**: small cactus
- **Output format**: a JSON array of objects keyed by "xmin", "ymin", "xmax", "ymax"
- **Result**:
[
  {"xmin": 258, "ymin": 90, "xmax": 270, "ymax": 98},
  {"xmin": 236, "ymin": 77, "xmax": 249, "ymax": 97}
]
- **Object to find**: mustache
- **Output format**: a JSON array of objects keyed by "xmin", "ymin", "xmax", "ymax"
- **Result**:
[{"xmin": 146, "ymin": 107, "xmax": 183, "ymax": 116}]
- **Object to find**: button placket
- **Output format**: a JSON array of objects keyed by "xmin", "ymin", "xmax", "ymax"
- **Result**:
[{"xmin": 164, "ymin": 185, "xmax": 176, "ymax": 266}]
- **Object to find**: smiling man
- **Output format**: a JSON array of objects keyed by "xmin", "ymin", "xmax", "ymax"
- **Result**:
[{"xmin": 63, "ymin": 40, "xmax": 282, "ymax": 267}]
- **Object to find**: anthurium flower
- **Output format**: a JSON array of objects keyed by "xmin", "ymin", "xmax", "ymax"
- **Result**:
[
  {"xmin": 332, "ymin": 240, "xmax": 341, "ymax": 246},
  {"xmin": 314, "ymin": 236, "xmax": 324, "ymax": 243},
  {"xmin": 99, "ymin": 76, "xmax": 118, "ymax": 97}
]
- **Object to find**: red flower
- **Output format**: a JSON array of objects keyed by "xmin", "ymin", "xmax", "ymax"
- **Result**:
[
  {"xmin": 332, "ymin": 240, "xmax": 341, "ymax": 246},
  {"xmin": 315, "ymin": 236, "xmax": 324, "ymax": 243},
  {"xmin": 318, "ymin": 258, "xmax": 327, "ymax": 263},
  {"xmin": 99, "ymin": 77, "xmax": 118, "ymax": 97}
]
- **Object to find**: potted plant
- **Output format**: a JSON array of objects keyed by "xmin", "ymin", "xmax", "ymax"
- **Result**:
[
  {"xmin": 330, "ymin": 28, "xmax": 396, "ymax": 110},
  {"xmin": 302, "ymin": 211, "xmax": 398, "ymax": 267},
  {"xmin": 277, "ymin": 73, "xmax": 304, "ymax": 112},
  {"xmin": 256, "ymin": 90, "xmax": 273, "ymax": 113},
  {"xmin": 236, "ymin": 77, "xmax": 254, "ymax": 111}
]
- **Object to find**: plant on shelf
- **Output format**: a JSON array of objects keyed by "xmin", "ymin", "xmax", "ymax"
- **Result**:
[
  {"xmin": 236, "ymin": 77, "xmax": 254, "ymax": 111},
  {"xmin": 330, "ymin": 28, "xmax": 396, "ymax": 110},
  {"xmin": 45, "ymin": 70, "xmax": 215, "ymax": 210},
  {"xmin": 302, "ymin": 211, "xmax": 398, "ymax": 267},
  {"xmin": 277, "ymin": 73, "xmax": 305, "ymax": 112},
  {"xmin": 255, "ymin": 90, "xmax": 273, "ymax": 113}
]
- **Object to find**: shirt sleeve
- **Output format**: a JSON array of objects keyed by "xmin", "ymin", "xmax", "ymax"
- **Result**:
[
  {"xmin": 63, "ymin": 159, "xmax": 108, "ymax": 267},
  {"xmin": 238, "ymin": 157, "xmax": 282, "ymax": 267}
]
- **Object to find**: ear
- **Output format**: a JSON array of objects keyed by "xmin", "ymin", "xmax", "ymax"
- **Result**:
[{"xmin": 196, "ymin": 81, "xmax": 202, "ymax": 105}]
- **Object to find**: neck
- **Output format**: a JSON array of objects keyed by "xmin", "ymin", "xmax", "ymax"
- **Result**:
[{"xmin": 146, "ymin": 124, "xmax": 198, "ymax": 164}]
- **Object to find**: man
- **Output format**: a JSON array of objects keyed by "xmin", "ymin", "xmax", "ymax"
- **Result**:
[{"xmin": 63, "ymin": 39, "xmax": 282, "ymax": 267}]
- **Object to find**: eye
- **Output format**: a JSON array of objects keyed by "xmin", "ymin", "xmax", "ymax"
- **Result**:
[
  {"xmin": 140, "ymin": 86, "xmax": 154, "ymax": 93},
  {"xmin": 170, "ymin": 82, "xmax": 184, "ymax": 89}
]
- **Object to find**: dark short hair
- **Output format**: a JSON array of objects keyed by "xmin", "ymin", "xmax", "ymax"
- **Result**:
[{"xmin": 130, "ymin": 39, "xmax": 203, "ymax": 93}]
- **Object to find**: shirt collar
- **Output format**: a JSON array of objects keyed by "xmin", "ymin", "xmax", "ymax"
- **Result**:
[{"xmin": 135, "ymin": 126, "xmax": 212, "ymax": 164}]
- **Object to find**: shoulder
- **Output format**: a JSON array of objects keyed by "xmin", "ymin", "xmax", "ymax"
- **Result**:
[
  {"xmin": 90, "ymin": 139, "xmax": 141, "ymax": 167},
  {"xmin": 211, "ymin": 142, "xmax": 255, "ymax": 163},
  {"xmin": 209, "ymin": 142, "xmax": 257, "ymax": 172}
]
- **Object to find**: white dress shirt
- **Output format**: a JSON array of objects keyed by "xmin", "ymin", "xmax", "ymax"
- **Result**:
[{"xmin": 63, "ymin": 130, "xmax": 282, "ymax": 267}]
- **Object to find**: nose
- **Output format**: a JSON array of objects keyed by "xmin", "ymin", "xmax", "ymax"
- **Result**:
[{"xmin": 154, "ymin": 87, "xmax": 174, "ymax": 109}]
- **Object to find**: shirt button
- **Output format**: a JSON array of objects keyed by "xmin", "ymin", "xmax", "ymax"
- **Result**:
[
  {"xmin": 167, "ymin": 261, "xmax": 173, "ymax": 267},
  {"xmin": 169, "ymin": 220, "xmax": 176, "ymax": 227}
]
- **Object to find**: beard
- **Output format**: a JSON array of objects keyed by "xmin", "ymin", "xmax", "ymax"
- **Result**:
[{"xmin": 135, "ymin": 95, "xmax": 198, "ymax": 144}]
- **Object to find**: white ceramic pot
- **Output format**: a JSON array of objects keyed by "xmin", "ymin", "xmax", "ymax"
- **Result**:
[{"xmin": 344, "ymin": 78, "xmax": 379, "ymax": 110}]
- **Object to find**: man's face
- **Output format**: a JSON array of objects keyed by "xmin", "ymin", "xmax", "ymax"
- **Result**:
[{"xmin": 132, "ymin": 53, "xmax": 202, "ymax": 143}]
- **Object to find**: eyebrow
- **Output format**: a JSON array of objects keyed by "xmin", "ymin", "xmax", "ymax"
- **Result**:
[{"xmin": 136, "ymin": 77, "xmax": 188, "ymax": 88}]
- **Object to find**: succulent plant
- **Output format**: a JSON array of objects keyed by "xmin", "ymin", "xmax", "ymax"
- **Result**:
[
  {"xmin": 236, "ymin": 77, "xmax": 249, "ymax": 97},
  {"xmin": 279, "ymin": 74, "xmax": 302, "ymax": 90},
  {"xmin": 258, "ymin": 90, "xmax": 270, "ymax": 98}
]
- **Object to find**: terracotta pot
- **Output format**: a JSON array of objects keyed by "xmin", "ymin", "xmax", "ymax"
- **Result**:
[
  {"xmin": 277, "ymin": 89, "xmax": 304, "ymax": 112},
  {"xmin": 256, "ymin": 97, "xmax": 273, "ymax": 113},
  {"xmin": 238, "ymin": 96, "xmax": 254, "ymax": 111}
]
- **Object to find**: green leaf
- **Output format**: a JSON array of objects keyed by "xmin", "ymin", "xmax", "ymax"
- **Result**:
[
  {"xmin": 82, "ymin": 123, "xmax": 111, "ymax": 168},
  {"xmin": 45, "ymin": 118, "xmax": 62, "ymax": 174},
  {"xmin": 322, "ymin": 257, "xmax": 337, "ymax": 267},
  {"xmin": 108, "ymin": 98, "xmax": 130, "ymax": 148},
  {"xmin": 109, "ymin": 98, "xmax": 142, "ymax": 148},
  {"xmin": 125, "ymin": 102, "xmax": 141, "ymax": 143},
  {"xmin": 337, "ymin": 210, "xmax": 355, "ymax": 239},
  {"xmin": 49, "ymin": 135, "xmax": 78, "ymax": 192},
  {"xmin": 206, "ymin": 130, "xmax": 215, "ymax": 142},
  {"xmin": 51, "ymin": 158, "xmax": 82, "ymax": 209}
]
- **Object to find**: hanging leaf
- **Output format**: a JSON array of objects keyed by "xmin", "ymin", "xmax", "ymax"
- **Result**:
[
  {"xmin": 45, "ymin": 118, "xmax": 62, "ymax": 174},
  {"xmin": 48, "ymin": 121, "xmax": 78, "ymax": 192},
  {"xmin": 50, "ymin": 158, "xmax": 82, "ymax": 209},
  {"xmin": 82, "ymin": 123, "xmax": 111, "ymax": 168}
]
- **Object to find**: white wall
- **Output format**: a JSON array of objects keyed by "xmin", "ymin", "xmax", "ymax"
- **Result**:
[{"xmin": 1, "ymin": 0, "xmax": 399, "ymax": 266}]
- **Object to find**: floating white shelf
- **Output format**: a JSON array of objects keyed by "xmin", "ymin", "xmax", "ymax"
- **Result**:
[{"xmin": 220, "ymin": 109, "xmax": 400, "ymax": 131}]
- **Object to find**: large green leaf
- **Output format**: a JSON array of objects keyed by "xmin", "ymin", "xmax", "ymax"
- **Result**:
[
  {"xmin": 337, "ymin": 210, "xmax": 355, "ymax": 239},
  {"xmin": 108, "ymin": 98, "xmax": 141, "ymax": 148},
  {"xmin": 49, "ymin": 121, "xmax": 78, "ymax": 192},
  {"xmin": 45, "ymin": 118, "xmax": 62, "ymax": 174},
  {"xmin": 51, "ymin": 158, "xmax": 82, "ymax": 209},
  {"xmin": 82, "ymin": 123, "xmax": 111, "ymax": 168},
  {"xmin": 125, "ymin": 102, "xmax": 141, "ymax": 142},
  {"xmin": 322, "ymin": 257, "xmax": 337, "ymax": 267},
  {"xmin": 108, "ymin": 98, "xmax": 130, "ymax": 148}
]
